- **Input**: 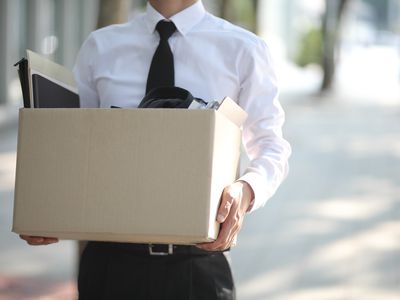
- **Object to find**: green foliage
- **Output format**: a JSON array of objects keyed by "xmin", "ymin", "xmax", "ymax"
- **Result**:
[
  {"xmin": 295, "ymin": 27, "xmax": 323, "ymax": 67},
  {"xmin": 219, "ymin": 0, "xmax": 258, "ymax": 33},
  {"xmin": 233, "ymin": 0, "xmax": 256, "ymax": 31}
]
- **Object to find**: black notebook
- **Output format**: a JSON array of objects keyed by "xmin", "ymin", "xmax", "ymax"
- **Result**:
[
  {"xmin": 14, "ymin": 50, "xmax": 80, "ymax": 108},
  {"xmin": 32, "ymin": 74, "xmax": 80, "ymax": 108}
]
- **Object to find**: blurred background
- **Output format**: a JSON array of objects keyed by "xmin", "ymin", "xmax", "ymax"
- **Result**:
[{"xmin": 0, "ymin": 0, "xmax": 399, "ymax": 299}]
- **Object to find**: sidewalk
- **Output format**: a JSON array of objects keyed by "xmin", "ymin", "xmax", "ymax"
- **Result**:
[
  {"xmin": 0, "ymin": 276, "xmax": 76, "ymax": 300},
  {"xmin": 231, "ymin": 93, "xmax": 400, "ymax": 300},
  {"xmin": 0, "ymin": 103, "xmax": 19, "ymax": 133}
]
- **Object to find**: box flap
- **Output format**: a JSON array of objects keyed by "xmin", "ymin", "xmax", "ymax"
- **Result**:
[{"xmin": 217, "ymin": 97, "xmax": 248, "ymax": 127}]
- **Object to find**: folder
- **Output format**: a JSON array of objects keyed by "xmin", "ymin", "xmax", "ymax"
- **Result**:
[
  {"xmin": 14, "ymin": 58, "xmax": 30, "ymax": 108},
  {"xmin": 14, "ymin": 50, "xmax": 80, "ymax": 108}
]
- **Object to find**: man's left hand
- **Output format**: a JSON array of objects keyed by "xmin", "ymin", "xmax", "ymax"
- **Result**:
[{"xmin": 196, "ymin": 180, "xmax": 254, "ymax": 251}]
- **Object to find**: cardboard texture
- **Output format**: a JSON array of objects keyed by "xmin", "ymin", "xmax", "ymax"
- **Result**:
[{"xmin": 13, "ymin": 106, "xmax": 246, "ymax": 244}]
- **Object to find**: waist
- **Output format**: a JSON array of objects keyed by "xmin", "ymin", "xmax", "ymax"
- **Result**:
[{"xmin": 87, "ymin": 241, "xmax": 228, "ymax": 256}]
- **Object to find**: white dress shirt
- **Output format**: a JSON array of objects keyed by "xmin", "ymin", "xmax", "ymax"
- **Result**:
[{"xmin": 73, "ymin": 0, "xmax": 291, "ymax": 212}]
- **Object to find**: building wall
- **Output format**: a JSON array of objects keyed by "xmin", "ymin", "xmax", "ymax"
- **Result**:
[
  {"xmin": 0, "ymin": 0, "xmax": 22, "ymax": 105},
  {"xmin": 0, "ymin": 0, "xmax": 99, "ymax": 106}
]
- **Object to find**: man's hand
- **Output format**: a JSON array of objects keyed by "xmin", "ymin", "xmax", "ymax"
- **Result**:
[
  {"xmin": 19, "ymin": 235, "xmax": 59, "ymax": 246},
  {"xmin": 196, "ymin": 180, "xmax": 254, "ymax": 251}
]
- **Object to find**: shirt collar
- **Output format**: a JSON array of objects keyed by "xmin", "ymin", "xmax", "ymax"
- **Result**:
[{"xmin": 145, "ymin": 1, "xmax": 206, "ymax": 36}]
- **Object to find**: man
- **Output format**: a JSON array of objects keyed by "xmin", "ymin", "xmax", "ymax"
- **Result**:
[{"xmin": 20, "ymin": 0, "xmax": 291, "ymax": 299}]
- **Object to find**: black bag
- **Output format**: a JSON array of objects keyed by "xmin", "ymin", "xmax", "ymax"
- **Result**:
[{"xmin": 139, "ymin": 86, "xmax": 206, "ymax": 109}]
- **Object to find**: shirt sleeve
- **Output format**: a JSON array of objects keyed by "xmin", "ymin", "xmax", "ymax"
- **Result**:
[
  {"xmin": 237, "ymin": 39, "xmax": 291, "ymax": 213},
  {"xmin": 73, "ymin": 33, "xmax": 100, "ymax": 108}
]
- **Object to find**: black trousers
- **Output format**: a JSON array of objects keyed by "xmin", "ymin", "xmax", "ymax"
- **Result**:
[{"xmin": 78, "ymin": 242, "xmax": 236, "ymax": 300}]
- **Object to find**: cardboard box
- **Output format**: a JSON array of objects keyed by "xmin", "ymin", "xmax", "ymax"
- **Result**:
[{"xmin": 13, "ymin": 100, "xmax": 247, "ymax": 244}]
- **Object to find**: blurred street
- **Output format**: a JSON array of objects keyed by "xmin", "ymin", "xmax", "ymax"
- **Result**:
[
  {"xmin": 1, "ymin": 90, "xmax": 399, "ymax": 299},
  {"xmin": 232, "ymin": 94, "xmax": 400, "ymax": 300}
]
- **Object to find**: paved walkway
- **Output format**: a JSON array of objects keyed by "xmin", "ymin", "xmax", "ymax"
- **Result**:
[
  {"xmin": 232, "ymin": 96, "xmax": 400, "ymax": 300},
  {"xmin": 0, "ymin": 94, "xmax": 399, "ymax": 299}
]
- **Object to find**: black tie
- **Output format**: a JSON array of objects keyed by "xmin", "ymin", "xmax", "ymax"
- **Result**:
[{"xmin": 146, "ymin": 20, "xmax": 177, "ymax": 94}]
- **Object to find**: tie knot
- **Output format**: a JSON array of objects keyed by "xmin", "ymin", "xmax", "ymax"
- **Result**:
[{"xmin": 156, "ymin": 20, "xmax": 176, "ymax": 40}]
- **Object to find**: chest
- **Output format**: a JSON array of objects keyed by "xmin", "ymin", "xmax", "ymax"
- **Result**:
[{"xmin": 92, "ymin": 36, "xmax": 242, "ymax": 108}]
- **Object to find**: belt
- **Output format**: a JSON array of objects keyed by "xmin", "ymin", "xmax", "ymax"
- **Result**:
[{"xmin": 89, "ymin": 241, "xmax": 228, "ymax": 256}]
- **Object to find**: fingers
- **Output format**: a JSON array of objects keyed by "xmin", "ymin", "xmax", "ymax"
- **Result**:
[
  {"xmin": 197, "ymin": 219, "xmax": 239, "ymax": 251},
  {"xmin": 196, "ymin": 182, "xmax": 249, "ymax": 252},
  {"xmin": 19, "ymin": 235, "xmax": 59, "ymax": 246},
  {"xmin": 216, "ymin": 185, "xmax": 241, "ymax": 224},
  {"xmin": 197, "ymin": 207, "xmax": 242, "ymax": 251}
]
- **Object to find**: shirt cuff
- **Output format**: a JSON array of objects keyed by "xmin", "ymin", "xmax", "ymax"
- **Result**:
[{"xmin": 238, "ymin": 171, "xmax": 272, "ymax": 213}]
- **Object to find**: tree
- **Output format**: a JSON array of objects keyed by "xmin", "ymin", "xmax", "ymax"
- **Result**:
[
  {"xmin": 97, "ymin": 0, "xmax": 132, "ymax": 29},
  {"xmin": 219, "ymin": 0, "xmax": 259, "ymax": 33},
  {"xmin": 250, "ymin": 0, "xmax": 259, "ymax": 33},
  {"xmin": 220, "ymin": 0, "xmax": 234, "ymax": 21},
  {"xmin": 321, "ymin": 0, "xmax": 349, "ymax": 91}
]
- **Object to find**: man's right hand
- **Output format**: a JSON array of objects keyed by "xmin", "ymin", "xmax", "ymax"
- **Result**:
[{"xmin": 19, "ymin": 235, "xmax": 59, "ymax": 246}]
